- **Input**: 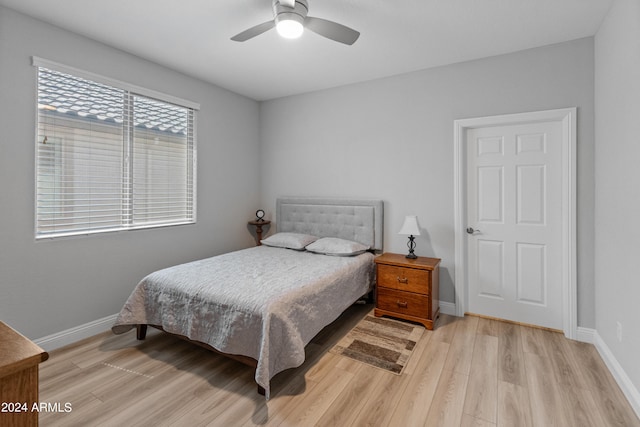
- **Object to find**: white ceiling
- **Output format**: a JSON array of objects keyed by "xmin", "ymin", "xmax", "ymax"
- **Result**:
[{"xmin": 0, "ymin": 0, "xmax": 612, "ymax": 101}]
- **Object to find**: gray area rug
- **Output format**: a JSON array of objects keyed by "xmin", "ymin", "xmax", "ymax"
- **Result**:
[{"xmin": 330, "ymin": 312, "xmax": 424, "ymax": 374}]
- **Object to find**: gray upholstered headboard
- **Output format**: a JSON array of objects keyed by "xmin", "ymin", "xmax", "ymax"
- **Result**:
[{"xmin": 276, "ymin": 197, "xmax": 384, "ymax": 252}]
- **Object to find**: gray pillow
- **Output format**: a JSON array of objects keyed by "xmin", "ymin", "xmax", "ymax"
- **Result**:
[
  {"xmin": 305, "ymin": 237, "xmax": 369, "ymax": 256},
  {"xmin": 260, "ymin": 232, "xmax": 318, "ymax": 250}
]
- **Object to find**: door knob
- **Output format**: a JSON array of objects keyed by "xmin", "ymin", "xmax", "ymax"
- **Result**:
[{"xmin": 466, "ymin": 227, "xmax": 480, "ymax": 234}]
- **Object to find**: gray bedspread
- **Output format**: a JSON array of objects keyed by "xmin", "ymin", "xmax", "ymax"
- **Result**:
[{"xmin": 112, "ymin": 246, "xmax": 374, "ymax": 398}]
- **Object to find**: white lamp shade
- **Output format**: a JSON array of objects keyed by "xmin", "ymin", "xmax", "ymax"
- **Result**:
[{"xmin": 398, "ymin": 215, "xmax": 421, "ymax": 236}]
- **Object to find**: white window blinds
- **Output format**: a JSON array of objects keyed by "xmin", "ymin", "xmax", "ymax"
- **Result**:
[{"xmin": 35, "ymin": 62, "xmax": 197, "ymax": 238}]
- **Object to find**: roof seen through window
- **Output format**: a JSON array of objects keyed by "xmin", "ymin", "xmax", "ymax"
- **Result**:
[{"xmin": 38, "ymin": 68, "xmax": 188, "ymax": 135}]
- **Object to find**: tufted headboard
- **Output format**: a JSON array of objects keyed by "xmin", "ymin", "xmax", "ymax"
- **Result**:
[{"xmin": 276, "ymin": 197, "xmax": 384, "ymax": 252}]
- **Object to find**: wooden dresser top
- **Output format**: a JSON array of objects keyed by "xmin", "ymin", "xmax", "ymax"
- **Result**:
[
  {"xmin": 374, "ymin": 252, "xmax": 441, "ymax": 270},
  {"xmin": 0, "ymin": 321, "xmax": 48, "ymax": 379}
]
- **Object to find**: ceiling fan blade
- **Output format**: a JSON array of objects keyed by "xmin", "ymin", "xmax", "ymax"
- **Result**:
[
  {"xmin": 231, "ymin": 20, "xmax": 275, "ymax": 42},
  {"xmin": 304, "ymin": 16, "xmax": 360, "ymax": 45}
]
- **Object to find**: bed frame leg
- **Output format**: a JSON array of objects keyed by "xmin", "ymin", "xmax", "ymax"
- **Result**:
[
  {"xmin": 257, "ymin": 385, "xmax": 266, "ymax": 396},
  {"xmin": 136, "ymin": 324, "xmax": 148, "ymax": 340}
]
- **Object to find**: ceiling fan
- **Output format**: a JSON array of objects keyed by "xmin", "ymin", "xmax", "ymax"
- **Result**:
[{"xmin": 231, "ymin": 0, "xmax": 360, "ymax": 45}]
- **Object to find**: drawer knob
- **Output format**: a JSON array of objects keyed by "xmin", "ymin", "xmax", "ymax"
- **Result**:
[
  {"xmin": 397, "ymin": 276, "xmax": 409, "ymax": 284},
  {"xmin": 396, "ymin": 300, "xmax": 408, "ymax": 308}
]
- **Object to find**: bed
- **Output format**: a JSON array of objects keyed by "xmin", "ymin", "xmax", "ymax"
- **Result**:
[{"xmin": 111, "ymin": 197, "xmax": 383, "ymax": 398}]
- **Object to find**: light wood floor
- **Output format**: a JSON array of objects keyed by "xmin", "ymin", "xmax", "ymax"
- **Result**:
[{"xmin": 37, "ymin": 304, "xmax": 639, "ymax": 426}]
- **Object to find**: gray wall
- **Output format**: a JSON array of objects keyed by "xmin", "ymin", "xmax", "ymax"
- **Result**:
[
  {"xmin": 594, "ymin": 0, "xmax": 640, "ymax": 393},
  {"xmin": 260, "ymin": 38, "xmax": 596, "ymax": 328},
  {"xmin": 0, "ymin": 7, "xmax": 261, "ymax": 339}
]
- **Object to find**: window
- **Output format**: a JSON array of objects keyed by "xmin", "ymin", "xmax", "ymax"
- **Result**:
[{"xmin": 34, "ymin": 59, "xmax": 198, "ymax": 238}]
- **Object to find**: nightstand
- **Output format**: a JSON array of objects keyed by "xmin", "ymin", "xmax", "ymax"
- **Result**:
[{"xmin": 374, "ymin": 253, "xmax": 441, "ymax": 329}]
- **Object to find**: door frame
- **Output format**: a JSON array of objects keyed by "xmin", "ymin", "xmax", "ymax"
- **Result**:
[{"xmin": 453, "ymin": 108, "xmax": 577, "ymax": 338}]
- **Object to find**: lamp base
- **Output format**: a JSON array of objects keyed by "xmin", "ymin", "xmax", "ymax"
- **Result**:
[{"xmin": 406, "ymin": 235, "xmax": 418, "ymax": 259}]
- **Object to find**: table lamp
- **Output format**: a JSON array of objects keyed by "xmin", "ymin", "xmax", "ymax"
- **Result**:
[{"xmin": 398, "ymin": 215, "xmax": 421, "ymax": 259}]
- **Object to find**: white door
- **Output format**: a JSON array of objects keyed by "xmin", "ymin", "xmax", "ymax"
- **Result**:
[{"xmin": 466, "ymin": 121, "xmax": 563, "ymax": 329}]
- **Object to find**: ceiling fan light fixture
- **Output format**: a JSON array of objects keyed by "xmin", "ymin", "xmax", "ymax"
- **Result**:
[
  {"xmin": 231, "ymin": 0, "xmax": 359, "ymax": 45},
  {"xmin": 275, "ymin": 13, "xmax": 304, "ymax": 39}
]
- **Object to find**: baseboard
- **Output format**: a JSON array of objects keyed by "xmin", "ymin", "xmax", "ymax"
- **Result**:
[
  {"xmin": 576, "ymin": 326, "xmax": 596, "ymax": 344},
  {"xmin": 439, "ymin": 301, "xmax": 457, "ymax": 316},
  {"xmin": 34, "ymin": 313, "xmax": 118, "ymax": 352},
  {"xmin": 594, "ymin": 331, "xmax": 640, "ymax": 419}
]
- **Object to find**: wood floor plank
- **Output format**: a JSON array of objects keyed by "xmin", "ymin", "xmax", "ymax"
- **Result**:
[
  {"xmin": 558, "ymin": 385, "xmax": 609, "ymax": 427},
  {"xmin": 425, "ymin": 367, "xmax": 469, "ymax": 427},
  {"xmin": 275, "ymin": 367, "xmax": 353, "ymax": 427},
  {"xmin": 303, "ymin": 349, "xmax": 340, "ymax": 383},
  {"xmin": 39, "ymin": 393, "xmax": 103, "ymax": 426},
  {"xmin": 35, "ymin": 307, "xmax": 640, "ymax": 427},
  {"xmin": 431, "ymin": 314, "xmax": 459, "ymax": 344},
  {"xmin": 194, "ymin": 381, "xmax": 265, "ymax": 427},
  {"xmin": 463, "ymin": 334, "xmax": 499, "ymax": 423},
  {"xmin": 476, "ymin": 317, "xmax": 500, "ymax": 337},
  {"xmin": 520, "ymin": 325, "xmax": 545, "ymax": 356},
  {"xmin": 315, "ymin": 365, "xmax": 385, "ymax": 427},
  {"xmin": 402, "ymin": 326, "xmax": 432, "ymax": 375},
  {"xmin": 69, "ymin": 328, "xmax": 164, "ymax": 369},
  {"xmin": 186, "ymin": 372, "xmax": 257, "ymax": 425},
  {"xmin": 347, "ymin": 369, "xmax": 409, "ymax": 427},
  {"xmin": 565, "ymin": 339, "xmax": 640, "ymax": 426},
  {"xmin": 241, "ymin": 373, "xmax": 309, "ymax": 427},
  {"xmin": 497, "ymin": 380, "xmax": 532, "ymax": 427},
  {"xmin": 388, "ymin": 340, "xmax": 450, "ymax": 426},
  {"xmin": 41, "ymin": 362, "xmax": 133, "ymax": 404},
  {"xmin": 586, "ymin": 386, "xmax": 640, "ymax": 427},
  {"xmin": 563, "ymin": 338, "xmax": 604, "ymax": 390},
  {"xmin": 497, "ymin": 321, "xmax": 526, "ymax": 386},
  {"xmin": 524, "ymin": 351, "xmax": 571, "ymax": 427},
  {"xmin": 443, "ymin": 315, "xmax": 478, "ymax": 375},
  {"xmin": 539, "ymin": 328, "xmax": 586, "ymax": 390},
  {"xmin": 461, "ymin": 413, "xmax": 497, "ymax": 427},
  {"xmin": 39, "ymin": 358, "xmax": 81, "ymax": 384},
  {"xmin": 334, "ymin": 353, "xmax": 368, "ymax": 374}
]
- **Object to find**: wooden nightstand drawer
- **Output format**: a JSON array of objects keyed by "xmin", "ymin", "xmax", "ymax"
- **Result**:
[
  {"xmin": 377, "ymin": 264, "xmax": 430, "ymax": 294},
  {"xmin": 376, "ymin": 288, "xmax": 429, "ymax": 319}
]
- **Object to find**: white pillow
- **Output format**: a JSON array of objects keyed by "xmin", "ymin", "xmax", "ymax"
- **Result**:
[
  {"xmin": 305, "ymin": 237, "xmax": 370, "ymax": 256},
  {"xmin": 260, "ymin": 232, "xmax": 318, "ymax": 250}
]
